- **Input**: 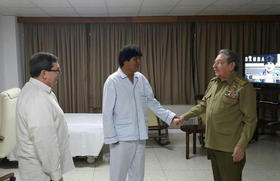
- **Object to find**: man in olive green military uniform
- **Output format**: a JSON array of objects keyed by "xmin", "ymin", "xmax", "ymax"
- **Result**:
[{"xmin": 181, "ymin": 49, "xmax": 257, "ymax": 181}]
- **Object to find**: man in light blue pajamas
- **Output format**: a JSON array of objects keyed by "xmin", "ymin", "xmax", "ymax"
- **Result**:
[{"xmin": 102, "ymin": 44, "xmax": 182, "ymax": 181}]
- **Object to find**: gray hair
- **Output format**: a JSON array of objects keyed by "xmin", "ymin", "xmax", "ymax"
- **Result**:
[{"xmin": 219, "ymin": 49, "xmax": 239, "ymax": 71}]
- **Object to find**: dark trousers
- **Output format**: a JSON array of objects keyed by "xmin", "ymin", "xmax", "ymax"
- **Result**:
[{"xmin": 208, "ymin": 149, "xmax": 246, "ymax": 181}]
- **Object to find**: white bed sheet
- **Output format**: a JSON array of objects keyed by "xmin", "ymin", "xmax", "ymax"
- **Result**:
[
  {"xmin": 65, "ymin": 113, "xmax": 104, "ymax": 157},
  {"xmin": 8, "ymin": 113, "xmax": 104, "ymax": 160}
]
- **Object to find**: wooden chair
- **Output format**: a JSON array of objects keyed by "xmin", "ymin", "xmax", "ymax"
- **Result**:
[
  {"xmin": 148, "ymin": 109, "xmax": 170, "ymax": 145},
  {"xmin": 180, "ymin": 95, "xmax": 206, "ymax": 159},
  {"xmin": 0, "ymin": 88, "xmax": 20, "ymax": 181},
  {"xmin": 180, "ymin": 119, "xmax": 205, "ymax": 159},
  {"xmin": 0, "ymin": 173, "xmax": 15, "ymax": 181}
]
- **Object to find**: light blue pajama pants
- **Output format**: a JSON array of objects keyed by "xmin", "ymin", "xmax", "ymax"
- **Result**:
[{"xmin": 109, "ymin": 140, "xmax": 146, "ymax": 181}]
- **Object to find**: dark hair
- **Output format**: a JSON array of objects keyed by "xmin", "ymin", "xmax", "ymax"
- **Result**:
[
  {"xmin": 219, "ymin": 49, "xmax": 239, "ymax": 71},
  {"xmin": 118, "ymin": 44, "xmax": 142, "ymax": 67},
  {"xmin": 29, "ymin": 52, "xmax": 58, "ymax": 77},
  {"xmin": 264, "ymin": 55, "xmax": 277, "ymax": 65}
]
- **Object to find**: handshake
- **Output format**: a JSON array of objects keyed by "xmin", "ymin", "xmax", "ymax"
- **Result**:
[{"xmin": 171, "ymin": 116, "xmax": 184, "ymax": 127}]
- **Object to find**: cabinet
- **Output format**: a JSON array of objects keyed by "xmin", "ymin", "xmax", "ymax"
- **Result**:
[{"xmin": 255, "ymin": 88, "xmax": 280, "ymax": 140}]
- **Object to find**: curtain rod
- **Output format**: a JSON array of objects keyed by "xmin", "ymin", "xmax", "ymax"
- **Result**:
[{"xmin": 18, "ymin": 15, "xmax": 280, "ymax": 23}]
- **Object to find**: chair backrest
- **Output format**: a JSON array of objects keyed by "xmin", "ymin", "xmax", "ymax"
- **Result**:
[
  {"xmin": 148, "ymin": 109, "xmax": 158, "ymax": 127},
  {"xmin": 0, "ymin": 88, "xmax": 21, "ymax": 158}
]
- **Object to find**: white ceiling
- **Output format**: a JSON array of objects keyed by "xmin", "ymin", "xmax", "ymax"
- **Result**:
[{"xmin": 0, "ymin": 0, "xmax": 279, "ymax": 17}]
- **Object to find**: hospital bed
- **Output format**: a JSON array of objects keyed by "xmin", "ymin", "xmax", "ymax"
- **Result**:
[
  {"xmin": 65, "ymin": 113, "xmax": 104, "ymax": 163},
  {"xmin": 8, "ymin": 113, "xmax": 104, "ymax": 163}
]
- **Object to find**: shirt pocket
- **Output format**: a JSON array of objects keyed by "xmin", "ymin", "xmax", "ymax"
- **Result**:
[
  {"xmin": 140, "ymin": 95, "xmax": 147, "ymax": 104},
  {"xmin": 135, "ymin": 83, "xmax": 147, "ymax": 104},
  {"xmin": 222, "ymin": 94, "xmax": 238, "ymax": 106},
  {"xmin": 115, "ymin": 121, "xmax": 134, "ymax": 137},
  {"xmin": 140, "ymin": 95, "xmax": 148, "ymax": 120},
  {"xmin": 137, "ymin": 91, "xmax": 147, "ymax": 107},
  {"xmin": 220, "ymin": 94, "xmax": 238, "ymax": 113}
]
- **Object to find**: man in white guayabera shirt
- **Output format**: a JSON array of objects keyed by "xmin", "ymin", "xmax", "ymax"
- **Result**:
[{"xmin": 16, "ymin": 52, "xmax": 74, "ymax": 181}]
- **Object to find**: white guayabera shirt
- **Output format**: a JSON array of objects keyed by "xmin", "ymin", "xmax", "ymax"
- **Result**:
[{"xmin": 16, "ymin": 78, "xmax": 74, "ymax": 181}]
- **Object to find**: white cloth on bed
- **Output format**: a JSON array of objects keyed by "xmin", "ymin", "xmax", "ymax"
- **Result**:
[
  {"xmin": 65, "ymin": 113, "xmax": 104, "ymax": 157},
  {"xmin": 8, "ymin": 113, "xmax": 104, "ymax": 161}
]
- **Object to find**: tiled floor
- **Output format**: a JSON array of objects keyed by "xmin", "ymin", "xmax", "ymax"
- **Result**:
[{"xmin": 1, "ymin": 133, "xmax": 280, "ymax": 181}]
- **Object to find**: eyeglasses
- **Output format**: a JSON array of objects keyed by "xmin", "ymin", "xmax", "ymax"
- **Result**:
[{"xmin": 48, "ymin": 68, "xmax": 62, "ymax": 74}]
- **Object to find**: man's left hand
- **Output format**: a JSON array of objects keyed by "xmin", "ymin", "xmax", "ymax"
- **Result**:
[{"xmin": 232, "ymin": 146, "xmax": 245, "ymax": 162}]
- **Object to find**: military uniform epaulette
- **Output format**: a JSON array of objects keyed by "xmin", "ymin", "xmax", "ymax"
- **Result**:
[
  {"xmin": 210, "ymin": 77, "xmax": 218, "ymax": 81},
  {"xmin": 234, "ymin": 77, "xmax": 248, "ymax": 86}
]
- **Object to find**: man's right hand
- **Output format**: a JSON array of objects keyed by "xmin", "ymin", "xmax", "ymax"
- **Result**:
[
  {"xmin": 171, "ymin": 116, "xmax": 183, "ymax": 127},
  {"xmin": 59, "ymin": 178, "xmax": 64, "ymax": 181}
]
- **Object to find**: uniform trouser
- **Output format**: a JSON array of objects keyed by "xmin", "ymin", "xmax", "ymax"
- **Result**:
[
  {"xmin": 109, "ymin": 140, "xmax": 146, "ymax": 181},
  {"xmin": 208, "ymin": 149, "xmax": 246, "ymax": 181}
]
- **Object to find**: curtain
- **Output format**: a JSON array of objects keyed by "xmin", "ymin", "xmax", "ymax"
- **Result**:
[
  {"xmin": 23, "ymin": 21, "xmax": 280, "ymax": 112},
  {"xmin": 24, "ymin": 23, "xmax": 88, "ymax": 113},
  {"xmin": 23, "ymin": 22, "xmax": 194, "ymax": 113},
  {"xmin": 88, "ymin": 23, "xmax": 195, "ymax": 111}
]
